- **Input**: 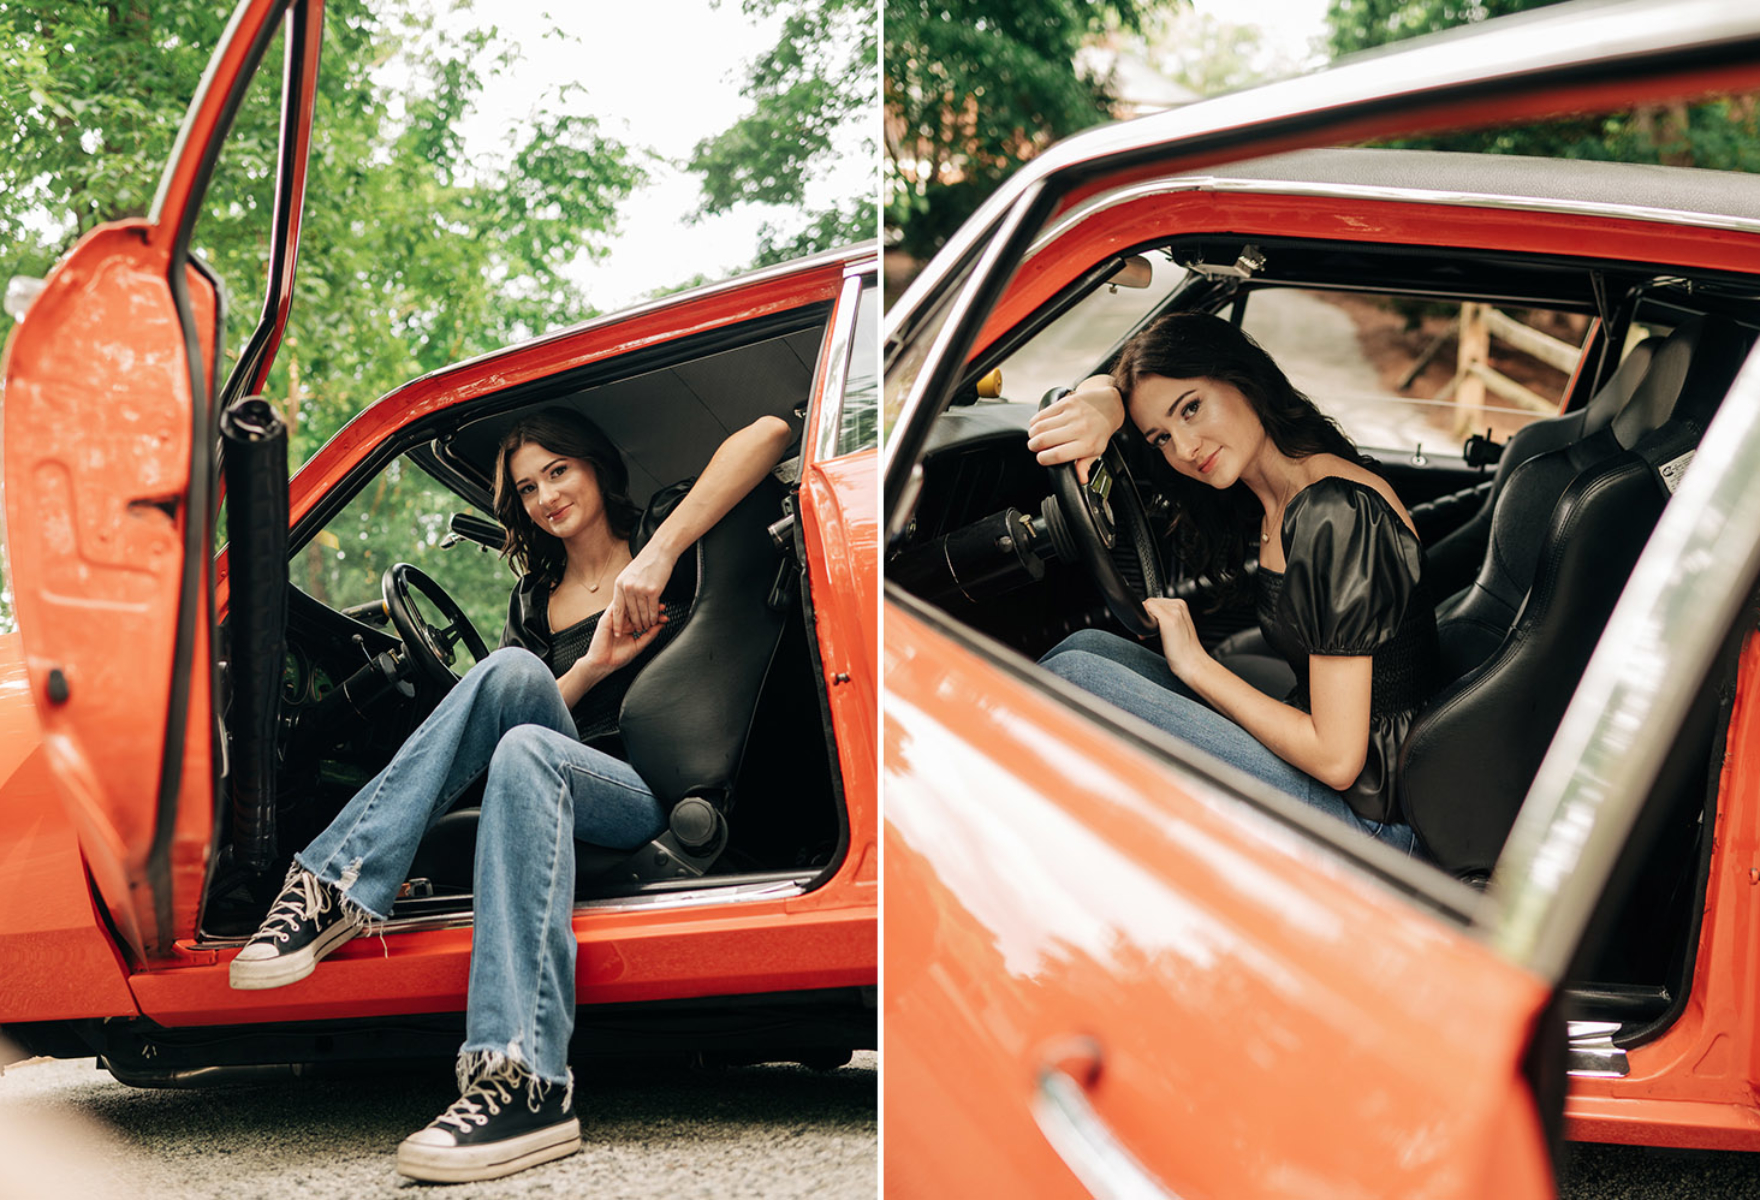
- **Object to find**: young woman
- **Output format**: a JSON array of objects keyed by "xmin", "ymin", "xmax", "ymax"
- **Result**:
[
  {"xmin": 1027, "ymin": 313, "xmax": 1442, "ymax": 852},
  {"xmin": 227, "ymin": 406, "xmax": 793, "ymax": 1183}
]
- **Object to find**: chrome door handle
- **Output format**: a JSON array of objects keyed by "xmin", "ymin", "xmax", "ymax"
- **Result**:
[{"xmin": 1031, "ymin": 1038, "xmax": 1186, "ymax": 1200}]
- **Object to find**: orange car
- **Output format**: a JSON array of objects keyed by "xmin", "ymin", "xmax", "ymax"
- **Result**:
[
  {"xmin": 885, "ymin": 3, "xmax": 1760, "ymax": 1196},
  {"xmin": 1, "ymin": 0, "xmax": 876, "ymax": 1082}
]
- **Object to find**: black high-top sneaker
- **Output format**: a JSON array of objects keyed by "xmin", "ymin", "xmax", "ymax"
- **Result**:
[
  {"xmin": 397, "ymin": 1063, "xmax": 581, "ymax": 1183},
  {"xmin": 227, "ymin": 866, "xmax": 364, "ymax": 990}
]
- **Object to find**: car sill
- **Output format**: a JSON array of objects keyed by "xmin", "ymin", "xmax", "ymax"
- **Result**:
[{"xmin": 192, "ymin": 873, "xmax": 814, "ymax": 947}]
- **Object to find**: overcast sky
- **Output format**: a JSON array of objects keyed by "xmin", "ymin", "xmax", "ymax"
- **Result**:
[
  {"xmin": 432, "ymin": 0, "xmax": 1327, "ymax": 312},
  {"xmin": 432, "ymin": 1, "xmax": 871, "ymax": 312},
  {"xmin": 1191, "ymin": 0, "xmax": 1333, "ymax": 63}
]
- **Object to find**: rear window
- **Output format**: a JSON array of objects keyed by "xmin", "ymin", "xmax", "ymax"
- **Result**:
[{"xmin": 1238, "ymin": 288, "xmax": 1590, "ymax": 459}]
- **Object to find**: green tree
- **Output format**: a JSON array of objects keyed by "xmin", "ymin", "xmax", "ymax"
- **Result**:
[
  {"xmin": 687, "ymin": 0, "xmax": 878, "ymax": 267},
  {"xmin": 1325, "ymin": 0, "xmax": 1566, "ymax": 56},
  {"xmin": 884, "ymin": 0, "xmax": 1182, "ymax": 261},
  {"xmin": 0, "ymin": 1, "xmax": 647, "ymax": 633},
  {"xmin": 1325, "ymin": 0, "xmax": 1760, "ymax": 173},
  {"xmin": 3, "ymin": 1, "xmax": 643, "ymax": 465}
]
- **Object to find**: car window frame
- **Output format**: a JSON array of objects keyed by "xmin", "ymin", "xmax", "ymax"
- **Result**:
[{"xmin": 881, "ymin": 1, "xmax": 1760, "ymax": 984}]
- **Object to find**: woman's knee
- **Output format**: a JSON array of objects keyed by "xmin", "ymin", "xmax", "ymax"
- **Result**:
[
  {"xmin": 487, "ymin": 723, "xmax": 567, "ymax": 787},
  {"xmin": 474, "ymin": 646, "xmax": 554, "ymax": 697},
  {"xmin": 1040, "ymin": 627, "xmax": 1131, "ymax": 665},
  {"xmin": 1039, "ymin": 647, "xmax": 1115, "ymax": 693}
]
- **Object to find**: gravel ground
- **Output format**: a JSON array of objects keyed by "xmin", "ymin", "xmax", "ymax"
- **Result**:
[
  {"xmin": 0, "ymin": 1051, "xmax": 875, "ymax": 1199},
  {"xmin": 1560, "ymin": 1142, "xmax": 1760, "ymax": 1199}
]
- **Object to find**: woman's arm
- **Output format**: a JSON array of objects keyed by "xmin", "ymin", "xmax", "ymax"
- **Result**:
[
  {"xmin": 556, "ymin": 611, "xmax": 670, "ymax": 707},
  {"xmin": 1143, "ymin": 597, "xmax": 1373, "ymax": 791},
  {"xmin": 1025, "ymin": 374, "xmax": 1127, "ymax": 484},
  {"xmin": 606, "ymin": 414, "xmax": 793, "ymax": 635}
]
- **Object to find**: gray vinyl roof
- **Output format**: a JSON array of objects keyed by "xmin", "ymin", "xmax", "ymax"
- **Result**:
[{"xmin": 1147, "ymin": 146, "xmax": 1760, "ymax": 232}]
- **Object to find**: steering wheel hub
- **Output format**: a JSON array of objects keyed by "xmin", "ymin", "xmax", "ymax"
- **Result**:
[{"xmin": 382, "ymin": 563, "xmax": 491, "ymax": 689}]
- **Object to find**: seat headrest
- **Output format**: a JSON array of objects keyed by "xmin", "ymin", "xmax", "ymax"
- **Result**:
[
  {"xmin": 1612, "ymin": 316, "xmax": 1753, "ymax": 447},
  {"xmin": 1580, "ymin": 337, "xmax": 1656, "ymax": 438}
]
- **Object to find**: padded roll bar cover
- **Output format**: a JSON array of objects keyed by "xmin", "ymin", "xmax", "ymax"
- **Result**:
[
  {"xmin": 1399, "ymin": 451, "xmax": 1666, "ymax": 877},
  {"xmin": 618, "ymin": 477, "xmax": 788, "ymax": 809},
  {"xmin": 220, "ymin": 397, "xmax": 290, "ymax": 872}
]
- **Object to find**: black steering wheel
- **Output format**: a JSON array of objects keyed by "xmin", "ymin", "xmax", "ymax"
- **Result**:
[
  {"xmin": 1037, "ymin": 387, "xmax": 1166, "ymax": 638},
  {"xmin": 382, "ymin": 563, "xmax": 490, "ymax": 688}
]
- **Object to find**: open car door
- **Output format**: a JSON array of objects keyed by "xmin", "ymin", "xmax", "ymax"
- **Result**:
[
  {"xmin": 1, "ymin": 0, "xmax": 320, "ymax": 962},
  {"xmin": 883, "ymin": 3, "xmax": 1760, "ymax": 1195}
]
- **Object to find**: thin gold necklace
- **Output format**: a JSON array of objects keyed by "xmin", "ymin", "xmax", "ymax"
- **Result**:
[
  {"xmin": 1261, "ymin": 478, "xmax": 1302, "ymax": 546},
  {"xmin": 572, "ymin": 550, "xmax": 622, "ymax": 594}
]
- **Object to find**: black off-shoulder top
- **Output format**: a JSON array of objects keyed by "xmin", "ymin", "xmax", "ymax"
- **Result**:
[
  {"xmin": 497, "ymin": 479, "xmax": 695, "ymax": 745},
  {"xmin": 1255, "ymin": 476, "xmax": 1442, "ymax": 824}
]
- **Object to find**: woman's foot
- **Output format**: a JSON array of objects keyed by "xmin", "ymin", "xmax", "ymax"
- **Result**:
[
  {"xmin": 396, "ymin": 1063, "xmax": 580, "ymax": 1183},
  {"xmin": 227, "ymin": 866, "xmax": 364, "ymax": 990}
]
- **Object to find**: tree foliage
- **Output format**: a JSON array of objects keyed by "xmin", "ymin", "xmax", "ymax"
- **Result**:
[
  {"xmin": 2, "ymin": 0, "xmax": 644, "ymax": 466},
  {"xmin": 1325, "ymin": 0, "xmax": 1564, "ymax": 56},
  {"xmin": 688, "ymin": 0, "xmax": 878, "ymax": 266},
  {"xmin": 0, "ymin": 0, "xmax": 647, "ymax": 633},
  {"xmin": 1325, "ymin": 0, "xmax": 1760, "ymax": 173},
  {"xmin": 884, "ymin": 0, "xmax": 1181, "ymax": 261}
]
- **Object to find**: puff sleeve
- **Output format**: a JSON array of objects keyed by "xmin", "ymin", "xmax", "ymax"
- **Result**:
[{"xmin": 1272, "ymin": 478, "xmax": 1423, "ymax": 656}]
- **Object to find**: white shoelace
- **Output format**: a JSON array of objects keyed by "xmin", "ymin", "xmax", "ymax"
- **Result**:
[
  {"xmin": 249, "ymin": 871, "xmax": 332, "ymax": 945},
  {"xmin": 433, "ymin": 1070, "xmax": 521, "ymax": 1134}
]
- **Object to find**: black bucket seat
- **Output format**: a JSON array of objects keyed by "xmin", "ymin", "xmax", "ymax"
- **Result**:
[{"xmin": 1399, "ymin": 317, "xmax": 1752, "ymax": 877}]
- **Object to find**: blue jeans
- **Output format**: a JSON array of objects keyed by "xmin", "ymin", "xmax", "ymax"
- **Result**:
[
  {"xmin": 295, "ymin": 647, "xmax": 667, "ymax": 1087},
  {"xmin": 1039, "ymin": 629, "xmax": 1418, "ymax": 854}
]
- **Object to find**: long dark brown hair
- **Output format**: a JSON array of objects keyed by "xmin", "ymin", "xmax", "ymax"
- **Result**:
[
  {"xmin": 491, "ymin": 407, "xmax": 641, "ymax": 589},
  {"xmin": 1111, "ymin": 312, "xmax": 1372, "ymax": 598}
]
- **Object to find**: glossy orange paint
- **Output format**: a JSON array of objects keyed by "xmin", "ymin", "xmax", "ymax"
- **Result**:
[
  {"xmin": 293, "ymin": 264, "xmax": 845, "ymax": 526},
  {"xmin": 0, "ymin": 635, "xmax": 137, "ymax": 1022},
  {"xmin": 979, "ymin": 190, "xmax": 1760, "ymax": 361},
  {"xmin": 1565, "ymin": 630, "xmax": 1760, "ymax": 1150},
  {"xmin": 1, "ymin": 0, "xmax": 873, "ymax": 1072},
  {"xmin": 798, "ymin": 452, "xmax": 880, "ymax": 887},
  {"xmin": 167, "ymin": 260, "xmax": 874, "ymax": 1026},
  {"xmin": 884, "ymin": 600, "xmax": 1557, "ymax": 1198},
  {"xmin": 131, "ymin": 899, "xmax": 874, "ymax": 1027},
  {"xmin": 1, "ymin": 222, "xmax": 214, "ymax": 963}
]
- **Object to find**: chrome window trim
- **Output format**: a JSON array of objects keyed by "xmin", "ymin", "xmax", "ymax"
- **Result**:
[
  {"xmin": 885, "ymin": 182, "xmax": 1048, "ymax": 535},
  {"xmin": 1482, "ymin": 345, "xmax": 1760, "ymax": 982},
  {"xmin": 575, "ymin": 878, "xmax": 807, "ymax": 914},
  {"xmin": 1032, "ymin": 176, "xmax": 1760, "ymax": 258},
  {"xmin": 812, "ymin": 273, "xmax": 864, "ymax": 464}
]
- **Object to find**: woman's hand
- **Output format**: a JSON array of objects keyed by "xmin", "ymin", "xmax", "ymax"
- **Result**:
[
  {"xmin": 1143, "ymin": 597, "xmax": 1209, "ymax": 682},
  {"xmin": 1026, "ymin": 380, "xmax": 1126, "ymax": 484},
  {"xmin": 563, "ymin": 603, "xmax": 669, "ymax": 698},
  {"xmin": 606, "ymin": 545, "xmax": 677, "ymax": 636}
]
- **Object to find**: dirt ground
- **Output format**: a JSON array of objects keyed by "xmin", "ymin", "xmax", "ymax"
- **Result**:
[{"xmin": 1318, "ymin": 291, "xmax": 1588, "ymax": 444}]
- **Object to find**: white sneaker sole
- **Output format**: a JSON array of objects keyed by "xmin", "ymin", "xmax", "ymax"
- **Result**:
[
  {"xmin": 396, "ymin": 1118, "xmax": 581, "ymax": 1183},
  {"xmin": 227, "ymin": 921, "xmax": 360, "ymax": 990}
]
